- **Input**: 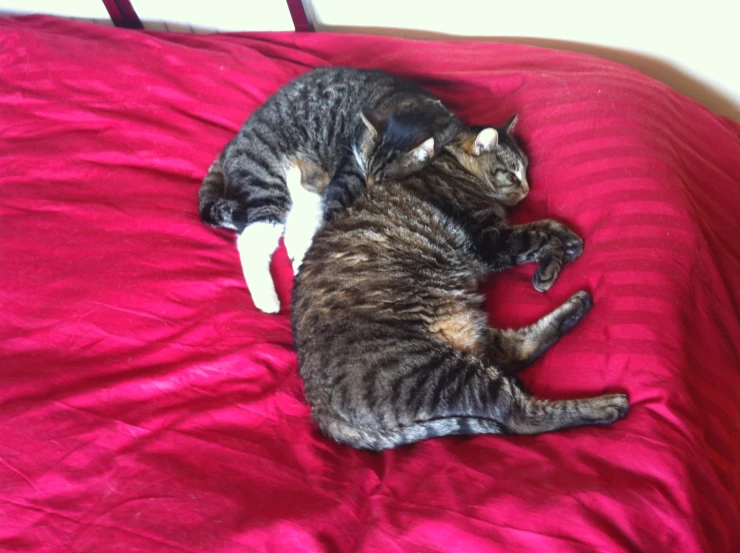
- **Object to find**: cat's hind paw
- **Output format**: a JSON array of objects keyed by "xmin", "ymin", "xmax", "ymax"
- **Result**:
[{"xmin": 588, "ymin": 394, "xmax": 629, "ymax": 423}]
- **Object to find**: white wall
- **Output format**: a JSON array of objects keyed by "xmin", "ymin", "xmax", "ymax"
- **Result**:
[
  {"xmin": 305, "ymin": 0, "xmax": 740, "ymax": 121},
  {"xmin": 0, "ymin": 0, "xmax": 111, "ymax": 24},
  {"xmin": 0, "ymin": 0, "xmax": 294, "ymax": 32},
  {"xmin": 132, "ymin": 0, "xmax": 293, "ymax": 33}
]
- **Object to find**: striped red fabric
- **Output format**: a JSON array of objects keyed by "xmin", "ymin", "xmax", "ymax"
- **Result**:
[{"xmin": 1, "ymin": 15, "xmax": 739, "ymax": 553}]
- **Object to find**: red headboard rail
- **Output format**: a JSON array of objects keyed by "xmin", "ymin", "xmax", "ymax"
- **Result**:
[{"xmin": 101, "ymin": 0, "xmax": 143, "ymax": 29}]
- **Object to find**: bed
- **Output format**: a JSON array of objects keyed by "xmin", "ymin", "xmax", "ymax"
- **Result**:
[{"xmin": 1, "ymin": 15, "xmax": 739, "ymax": 553}]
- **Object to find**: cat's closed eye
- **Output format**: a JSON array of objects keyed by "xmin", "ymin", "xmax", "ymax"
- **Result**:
[{"xmin": 493, "ymin": 169, "xmax": 518, "ymax": 186}]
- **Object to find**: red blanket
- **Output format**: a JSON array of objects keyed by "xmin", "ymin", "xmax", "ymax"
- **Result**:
[{"xmin": 1, "ymin": 15, "xmax": 739, "ymax": 553}]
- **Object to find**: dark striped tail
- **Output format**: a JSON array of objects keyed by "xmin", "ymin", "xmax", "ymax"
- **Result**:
[{"xmin": 198, "ymin": 152, "xmax": 248, "ymax": 233}]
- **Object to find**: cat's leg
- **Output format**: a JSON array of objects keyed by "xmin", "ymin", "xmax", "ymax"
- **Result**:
[
  {"xmin": 425, "ymin": 360, "xmax": 628, "ymax": 435},
  {"xmin": 321, "ymin": 155, "xmax": 368, "ymax": 224},
  {"xmin": 237, "ymin": 222, "xmax": 284, "ymax": 313},
  {"xmin": 485, "ymin": 290, "xmax": 591, "ymax": 371},
  {"xmin": 473, "ymin": 221, "xmax": 583, "ymax": 292},
  {"xmin": 518, "ymin": 220, "xmax": 584, "ymax": 262},
  {"xmin": 474, "ymin": 226, "xmax": 564, "ymax": 291},
  {"xmin": 220, "ymin": 142, "xmax": 293, "ymax": 313},
  {"xmin": 284, "ymin": 165, "xmax": 324, "ymax": 274},
  {"xmin": 347, "ymin": 348, "xmax": 628, "ymax": 449},
  {"xmin": 502, "ymin": 385, "xmax": 629, "ymax": 435},
  {"xmin": 342, "ymin": 386, "xmax": 628, "ymax": 450}
]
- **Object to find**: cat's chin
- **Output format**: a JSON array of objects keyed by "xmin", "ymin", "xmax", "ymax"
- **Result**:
[{"xmin": 493, "ymin": 195, "xmax": 526, "ymax": 207}]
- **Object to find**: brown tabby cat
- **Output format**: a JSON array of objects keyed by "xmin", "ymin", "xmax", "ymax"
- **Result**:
[
  {"xmin": 198, "ymin": 67, "xmax": 463, "ymax": 314},
  {"xmin": 292, "ymin": 117, "xmax": 629, "ymax": 451}
]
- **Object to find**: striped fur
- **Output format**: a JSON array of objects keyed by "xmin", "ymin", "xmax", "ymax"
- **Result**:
[
  {"xmin": 292, "ymin": 124, "xmax": 628, "ymax": 451},
  {"xmin": 198, "ymin": 67, "xmax": 464, "ymax": 312}
]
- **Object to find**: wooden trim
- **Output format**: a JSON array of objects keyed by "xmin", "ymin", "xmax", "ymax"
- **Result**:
[
  {"xmin": 286, "ymin": 0, "xmax": 314, "ymax": 32},
  {"xmin": 102, "ymin": 0, "xmax": 143, "ymax": 29}
]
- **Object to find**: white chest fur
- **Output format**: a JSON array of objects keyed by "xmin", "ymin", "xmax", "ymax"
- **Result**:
[{"xmin": 284, "ymin": 165, "xmax": 324, "ymax": 274}]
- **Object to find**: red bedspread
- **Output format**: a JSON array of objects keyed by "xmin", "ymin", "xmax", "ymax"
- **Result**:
[{"xmin": 1, "ymin": 15, "xmax": 739, "ymax": 553}]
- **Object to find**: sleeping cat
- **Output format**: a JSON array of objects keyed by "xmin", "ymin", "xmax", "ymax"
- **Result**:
[
  {"xmin": 199, "ymin": 67, "xmax": 464, "ymax": 313},
  {"xmin": 292, "ymin": 118, "xmax": 629, "ymax": 451}
]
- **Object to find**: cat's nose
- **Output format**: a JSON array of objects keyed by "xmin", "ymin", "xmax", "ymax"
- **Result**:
[
  {"xmin": 503, "ymin": 183, "xmax": 530, "ymax": 206},
  {"xmin": 366, "ymin": 176, "xmax": 376, "ymax": 188},
  {"xmin": 516, "ymin": 182, "xmax": 530, "ymax": 203}
]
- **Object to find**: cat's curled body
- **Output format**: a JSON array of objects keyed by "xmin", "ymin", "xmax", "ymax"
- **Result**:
[
  {"xmin": 199, "ymin": 67, "xmax": 463, "ymax": 313},
  {"xmin": 292, "ymin": 123, "xmax": 629, "ymax": 451}
]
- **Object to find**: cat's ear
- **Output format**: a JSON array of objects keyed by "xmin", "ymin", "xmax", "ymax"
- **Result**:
[
  {"xmin": 360, "ymin": 107, "xmax": 387, "ymax": 137},
  {"xmin": 473, "ymin": 128, "xmax": 498, "ymax": 155},
  {"xmin": 409, "ymin": 137, "xmax": 435, "ymax": 162},
  {"xmin": 504, "ymin": 113, "xmax": 518, "ymax": 134}
]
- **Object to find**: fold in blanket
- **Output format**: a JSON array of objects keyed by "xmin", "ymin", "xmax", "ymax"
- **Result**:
[{"xmin": 1, "ymin": 15, "xmax": 739, "ymax": 553}]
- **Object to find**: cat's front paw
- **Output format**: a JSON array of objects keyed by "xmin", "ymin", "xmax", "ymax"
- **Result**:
[
  {"xmin": 533, "ymin": 255, "xmax": 563, "ymax": 292},
  {"xmin": 533, "ymin": 240, "xmax": 565, "ymax": 292},
  {"xmin": 545, "ymin": 222, "xmax": 583, "ymax": 262},
  {"xmin": 559, "ymin": 232, "xmax": 583, "ymax": 262}
]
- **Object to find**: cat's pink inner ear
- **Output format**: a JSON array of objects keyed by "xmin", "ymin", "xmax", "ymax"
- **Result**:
[
  {"xmin": 474, "ymin": 128, "xmax": 498, "ymax": 155},
  {"xmin": 411, "ymin": 137, "xmax": 435, "ymax": 161}
]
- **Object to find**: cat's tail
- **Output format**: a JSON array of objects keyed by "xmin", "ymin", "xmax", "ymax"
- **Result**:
[
  {"xmin": 198, "ymin": 151, "xmax": 248, "ymax": 233},
  {"xmin": 318, "ymin": 415, "xmax": 506, "ymax": 452}
]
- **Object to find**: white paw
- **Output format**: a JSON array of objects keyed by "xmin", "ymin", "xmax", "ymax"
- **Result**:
[{"xmin": 251, "ymin": 289, "xmax": 281, "ymax": 314}]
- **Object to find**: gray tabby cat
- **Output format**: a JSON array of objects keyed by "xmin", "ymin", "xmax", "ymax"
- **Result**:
[
  {"xmin": 292, "ymin": 117, "xmax": 629, "ymax": 451},
  {"xmin": 199, "ymin": 67, "xmax": 464, "ymax": 313}
]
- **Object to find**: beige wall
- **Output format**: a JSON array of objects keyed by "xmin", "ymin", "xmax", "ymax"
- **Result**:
[{"xmin": 305, "ymin": 0, "xmax": 740, "ymax": 122}]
